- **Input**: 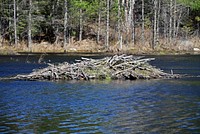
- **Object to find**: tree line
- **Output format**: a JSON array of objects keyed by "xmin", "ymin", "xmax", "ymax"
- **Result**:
[{"xmin": 0, "ymin": 0, "xmax": 199, "ymax": 50}]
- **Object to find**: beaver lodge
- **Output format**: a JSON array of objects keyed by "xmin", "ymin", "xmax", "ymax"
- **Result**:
[{"xmin": 11, "ymin": 54, "xmax": 180, "ymax": 81}]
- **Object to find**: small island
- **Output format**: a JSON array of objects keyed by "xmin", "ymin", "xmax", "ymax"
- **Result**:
[{"xmin": 10, "ymin": 55, "xmax": 180, "ymax": 81}]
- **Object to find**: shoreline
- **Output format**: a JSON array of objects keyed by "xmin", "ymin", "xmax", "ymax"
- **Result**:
[
  {"xmin": 0, "ymin": 50, "xmax": 200, "ymax": 56},
  {"xmin": 0, "ymin": 49, "xmax": 199, "ymax": 56},
  {"xmin": 1, "ymin": 43, "xmax": 200, "ymax": 56}
]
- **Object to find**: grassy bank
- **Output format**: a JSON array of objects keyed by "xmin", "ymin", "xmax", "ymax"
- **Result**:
[{"xmin": 0, "ymin": 38, "xmax": 200, "ymax": 55}]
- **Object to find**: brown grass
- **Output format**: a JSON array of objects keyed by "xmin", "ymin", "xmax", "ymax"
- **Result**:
[{"xmin": 0, "ymin": 32, "xmax": 200, "ymax": 55}]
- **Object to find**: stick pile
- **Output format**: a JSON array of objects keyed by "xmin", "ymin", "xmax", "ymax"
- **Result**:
[{"xmin": 13, "ymin": 54, "xmax": 180, "ymax": 81}]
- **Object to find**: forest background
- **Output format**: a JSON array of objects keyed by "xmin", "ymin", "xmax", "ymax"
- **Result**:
[{"xmin": 0, "ymin": 0, "xmax": 200, "ymax": 54}]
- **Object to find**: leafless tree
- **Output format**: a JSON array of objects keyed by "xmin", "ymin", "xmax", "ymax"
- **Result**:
[
  {"xmin": 152, "ymin": 0, "xmax": 158, "ymax": 49},
  {"xmin": 28, "ymin": 0, "xmax": 32, "ymax": 50},
  {"xmin": 64, "ymin": 0, "xmax": 68, "ymax": 49},
  {"xmin": 118, "ymin": 0, "xmax": 122, "ymax": 49},
  {"xmin": 141, "ymin": 0, "xmax": 145, "ymax": 44},
  {"xmin": 105, "ymin": 0, "xmax": 110, "ymax": 47},
  {"xmin": 0, "ymin": 2, "xmax": 1, "ymax": 45},
  {"xmin": 173, "ymin": 0, "xmax": 177, "ymax": 38},
  {"xmin": 79, "ymin": 0, "xmax": 83, "ymax": 41},
  {"xmin": 169, "ymin": 0, "xmax": 173, "ymax": 42},
  {"xmin": 131, "ymin": 0, "xmax": 135, "ymax": 45},
  {"xmin": 97, "ymin": 0, "xmax": 101, "ymax": 44},
  {"xmin": 156, "ymin": 0, "xmax": 161, "ymax": 42},
  {"xmin": 13, "ymin": 0, "xmax": 17, "ymax": 46}
]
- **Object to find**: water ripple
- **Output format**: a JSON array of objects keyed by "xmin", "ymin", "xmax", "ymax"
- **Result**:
[{"xmin": 1, "ymin": 70, "xmax": 200, "ymax": 133}]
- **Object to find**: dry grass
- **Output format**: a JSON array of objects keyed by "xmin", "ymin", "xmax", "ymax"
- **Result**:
[
  {"xmin": 0, "ymin": 34, "xmax": 200, "ymax": 55},
  {"xmin": 0, "ymin": 38, "xmax": 105, "ymax": 54},
  {"xmin": 66, "ymin": 39, "xmax": 104, "ymax": 53}
]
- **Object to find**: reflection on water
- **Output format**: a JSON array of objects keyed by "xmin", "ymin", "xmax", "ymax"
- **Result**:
[{"xmin": 0, "ymin": 55, "xmax": 200, "ymax": 133}]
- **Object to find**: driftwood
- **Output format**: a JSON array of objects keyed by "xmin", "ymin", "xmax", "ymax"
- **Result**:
[{"xmin": 9, "ymin": 54, "xmax": 180, "ymax": 81}]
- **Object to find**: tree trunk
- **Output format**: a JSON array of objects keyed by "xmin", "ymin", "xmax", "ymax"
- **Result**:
[
  {"xmin": 141, "ymin": 0, "xmax": 145, "ymax": 45},
  {"xmin": 118, "ymin": 0, "xmax": 122, "ymax": 50},
  {"xmin": 169, "ymin": 0, "xmax": 173, "ymax": 43},
  {"xmin": 198, "ymin": 23, "xmax": 200, "ymax": 37},
  {"xmin": 156, "ymin": 0, "xmax": 161, "ymax": 43},
  {"xmin": 128, "ymin": 0, "xmax": 133, "ymax": 27},
  {"xmin": 124, "ymin": 0, "xmax": 128, "ymax": 28},
  {"xmin": 0, "ymin": 0, "xmax": 1, "ymax": 45},
  {"xmin": 173, "ymin": 0, "xmax": 177, "ymax": 38},
  {"xmin": 9, "ymin": 4, "xmax": 12, "ymax": 45},
  {"xmin": 0, "ymin": 30, "xmax": 1, "ymax": 47},
  {"xmin": 13, "ymin": 0, "xmax": 17, "ymax": 46},
  {"xmin": 131, "ymin": 0, "xmax": 135, "ymax": 45},
  {"xmin": 176, "ymin": 8, "xmax": 182, "ymax": 38},
  {"xmin": 79, "ymin": 0, "xmax": 83, "ymax": 41},
  {"xmin": 97, "ymin": 1, "xmax": 101, "ymax": 44},
  {"xmin": 64, "ymin": 0, "xmax": 68, "ymax": 49},
  {"xmin": 54, "ymin": 0, "xmax": 60, "ymax": 45},
  {"xmin": 129, "ymin": 0, "xmax": 135, "ymax": 45},
  {"xmin": 0, "ymin": 34, "xmax": 1, "ymax": 47},
  {"xmin": 163, "ymin": 7, "xmax": 168, "ymax": 40},
  {"xmin": 105, "ymin": 0, "xmax": 110, "ymax": 47},
  {"xmin": 55, "ymin": 27, "xmax": 59, "ymax": 45},
  {"xmin": 152, "ymin": 0, "xmax": 157, "ymax": 49},
  {"xmin": 122, "ymin": 0, "xmax": 128, "ymax": 45},
  {"xmin": 28, "ymin": 0, "xmax": 32, "ymax": 50}
]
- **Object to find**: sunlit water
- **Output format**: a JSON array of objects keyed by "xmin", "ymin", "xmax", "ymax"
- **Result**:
[{"xmin": 0, "ymin": 55, "xmax": 200, "ymax": 133}]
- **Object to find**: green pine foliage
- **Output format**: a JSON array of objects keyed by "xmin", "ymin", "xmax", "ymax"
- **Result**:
[{"xmin": 178, "ymin": 0, "xmax": 200, "ymax": 10}]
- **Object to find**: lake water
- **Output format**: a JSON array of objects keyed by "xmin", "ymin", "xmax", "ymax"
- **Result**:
[{"xmin": 0, "ymin": 55, "xmax": 200, "ymax": 133}]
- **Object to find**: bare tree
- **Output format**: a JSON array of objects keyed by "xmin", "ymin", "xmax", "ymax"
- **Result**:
[
  {"xmin": 0, "ymin": 17, "xmax": 1, "ymax": 47},
  {"xmin": 105, "ymin": 0, "xmax": 110, "ymax": 47},
  {"xmin": 141, "ymin": 0, "xmax": 145, "ymax": 44},
  {"xmin": 156, "ymin": 0, "xmax": 161, "ymax": 42},
  {"xmin": 152, "ymin": 0, "xmax": 158, "ymax": 49},
  {"xmin": 118, "ymin": 0, "xmax": 122, "ymax": 49},
  {"xmin": 128, "ymin": 0, "xmax": 133, "ymax": 27},
  {"xmin": 173, "ymin": 0, "xmax": 177, "ymax": 38},
  {"xmin": 122, "ymin": 0, "xmax": 129, "ymax": 45},
  {"xmin": 176, "ymin": 10, "xmax": 182, "ymax": 37},
  {"xmin": 123, "ymin": 0, "xmax": 128, "ymax": 29},
  {"xmin": 28, "ymin": 0, "xmax": 32, "ymax": 50},
  {"xmin": 54, "ymin": 0, "xmax": 61, "ymax": 45},
  {"xmin": 0, "ymin": 32, "xmax": 1, "ymax": 47},
  {"xmin": 13, "ymin": 0, "xmax": 17, "ymax": 46},
  {"xmin": 79, "ymin": 0, "xmax": 83, "ymax": 41},
  {"xmin": 64, "ymin": 0, "xmax": 68, "ymax": 49},
  {"xmin": 9, "ymin": 4, "xmax": 12, "ymax": 45},
  {"xmin": 169, "ymin": 0, "xmax": 173, "ymax": 42},
  {"xmin": 97, "ymin": 0, "xmax": 101, "ymax": 44},
  {"xmin": 131, "ymin": 0, "xmax": 135, "ymax": 45},
  {"xmin": 163, "ymin": 5, "xmax": 168, "ymax": 40}
]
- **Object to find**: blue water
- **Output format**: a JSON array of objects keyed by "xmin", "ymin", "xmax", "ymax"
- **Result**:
[{"xmin": 0, "ymin": 55, "xmax": 200, "ymax": 133}]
